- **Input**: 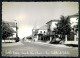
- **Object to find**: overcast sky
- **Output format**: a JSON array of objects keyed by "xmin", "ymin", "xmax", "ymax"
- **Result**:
[{"xmin": 2, "ymin": 2, "xmax": 78, "ymax": 38}]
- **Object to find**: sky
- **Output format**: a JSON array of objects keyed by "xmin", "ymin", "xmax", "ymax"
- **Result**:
[{"xmin": 2, "ymin": 2, "xmax": 78, "ymax": 38}]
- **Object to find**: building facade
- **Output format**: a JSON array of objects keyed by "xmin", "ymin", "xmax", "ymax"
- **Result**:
[
  {"xmin": 37, "ymin": 25, "xmax": 47, "ymax": 41},
  {"xmin": 32, "ymin": 25, "xmax": 47, "ymax": 41},
  {"xmin": 64, "ymin": 13, "xmax": 79, "ymax": 45},
  {"xmin": 46, "ymin": 20, "xmax": 59, "ymax": 42},
  {"xmin": 5, "ymin": 21, "xmax": 18, "ymax": 39},
  {"xmin": 2, "ymin": 21, "xmax": 18, "ymax": 42}
]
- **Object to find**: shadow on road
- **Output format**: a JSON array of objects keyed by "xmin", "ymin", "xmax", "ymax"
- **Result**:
[
  {"xmin": 49, "ymin": 42, "xmax": 78, "ymax": 48},
  {"xmin": 65, "ymin": 44, "xmax": 78, "ymax": 47}
]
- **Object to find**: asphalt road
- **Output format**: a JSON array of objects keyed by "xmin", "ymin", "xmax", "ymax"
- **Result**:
[{"xmin": 2, "ymin": 41, "xmax": 78, "ymax": 57}]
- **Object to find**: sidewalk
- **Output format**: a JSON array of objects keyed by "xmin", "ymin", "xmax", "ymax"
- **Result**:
[
  {"xmin": 22, "ymin": 40, "xmax": 78, "ymax": 48},
  {"xmin": 30, "ymin": 40, "xmax": 76, "ymax": 48},
  {"xmin": 2, "ymin": 41, "xmax": 23, "ymax": 47}
]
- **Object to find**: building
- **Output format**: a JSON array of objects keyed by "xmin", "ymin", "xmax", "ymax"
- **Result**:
[
  {"xmin": 32, "ymin": 25, "xmax": 47, "ymax": 41},
  {"xmin": 37, "ymin": 25, "xmax": 47, "ymax": 41},
  {"xmin": 46, "ymin": 20, "xmax": 59, "ymax": 42},
  {"xmin": 7, "ymin": 21, "xmax": 18, "ymax": 38},
  {"xmin": 64, "ymin": 13, "xmax": 79, "ymax": 45},
  {"xmin": 37, "ymin": 25, "xmax": 47, "ymax": 34},
  {"xmin": 69, "ymin": 13, "xmax": 78, "ymax": 28},
  {"xmin": 2, "ymin": 21, "xmax": 18, "ymax": 42},
  {"xmin": 32, "ymin": 26, "xmax": 38, "ymax": 41}
]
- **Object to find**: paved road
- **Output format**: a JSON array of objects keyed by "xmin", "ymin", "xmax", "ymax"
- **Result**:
[{"xmin": 2, "ymin": 41, "xmax": 78, "ymax": 57}]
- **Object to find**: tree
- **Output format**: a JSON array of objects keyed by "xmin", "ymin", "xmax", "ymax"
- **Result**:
[
  {"xmin": 2, "ymin": 21, "xmax": 14, "ymax": 40},
  {"xmin": 55, "ymin": 16, "xmax": 72, "ymax": 39}
]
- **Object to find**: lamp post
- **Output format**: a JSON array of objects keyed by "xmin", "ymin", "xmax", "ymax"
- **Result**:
[{"xmin": 14, "ymin": 20, "xmax": 18, "ymax": 38}]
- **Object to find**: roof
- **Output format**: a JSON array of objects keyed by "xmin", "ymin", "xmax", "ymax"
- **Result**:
[
  {"xmin": 33, "ymin": 25, "xmax": 39, "ymax": 30},
  {"xmin": 69, "ymin": 13, "xmax": 79, "ymax": 18},
  {"xmin": 5, "ymin": 21, "xmax": 16, "ymax": 27},
  {"xmin": 38, "ymin": 25, "xmax": 47, "ymax": 30},
  {"xmin": 46, "ymin": 20, "xmax": 59, "ymax": 24}
]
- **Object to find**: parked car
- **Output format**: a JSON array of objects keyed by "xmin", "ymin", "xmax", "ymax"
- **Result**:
[
  {"xmin": 50, "ymin": 37, "xmax": 61, "ymax": 44},
  {"xmin": 59, "ymin": 39, "xmax": 65, "ymax": 44}
]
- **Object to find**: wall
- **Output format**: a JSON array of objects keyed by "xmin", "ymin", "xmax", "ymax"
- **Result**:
[
  {"xmin": 51, "ymin": 21, "xmax": 58, "ymax": 31},
  {"xmin": 13, "ymin": 27, "xmax": 16, "ymax": 31},
  {"xmin": 38, "ymin": 30, "xmax": 47, "ymax": 34},
  {"xmin": 70, "ymin": 17, "xmax": 78, "ymax": 27},
  {"xmin": 47, "ymin": 22, "xmax": 51, "ymax": 30},
  {"xmin": 8, "ymin": 27, "xmax": 17, "ymax": 38},
  {"xmin": 47, "ymin": 21, "xmax": 58, "ymax": 31}
]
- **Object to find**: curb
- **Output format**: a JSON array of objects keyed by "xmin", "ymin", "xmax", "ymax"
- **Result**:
[
  {"xmin": 2, "ymin": 41, "xmax": 23, "ymax": 47},
  {"xmin": 31, "ymin": 41, "xmax": 73, "ymax": 48}
]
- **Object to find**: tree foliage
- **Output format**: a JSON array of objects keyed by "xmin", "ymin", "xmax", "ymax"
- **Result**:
[
  {"xmin": 2, "ymin": 21, "xmax": 14, "ymax": 40},
  {"xmin": 55, "ymin": 16, "xmax": 72, "ymax": 35}
]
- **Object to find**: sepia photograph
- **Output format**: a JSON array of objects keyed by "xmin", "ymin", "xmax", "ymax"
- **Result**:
[{"xmin": 2, "ymin": 2, "xmax": 79, "ymax": 57}]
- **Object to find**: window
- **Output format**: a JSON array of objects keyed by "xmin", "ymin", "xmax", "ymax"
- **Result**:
[
  {"xmin": 44, "ymin": 31, "xmax": 45, "ymax": 33},
  {"xmin": 40, "ymin": 31, "xmax": 42, "ymax": 33}
]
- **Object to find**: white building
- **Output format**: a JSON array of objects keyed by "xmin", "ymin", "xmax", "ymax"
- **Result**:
[
  {"xmin": 46, "ymin": 20, "xmax": 59, "ymax": 42},
  {"xmin": 2, "ymin": 21, "xmax": 18, "ymax": 42},
  {"xmin": 37, "ymin": 25, "xmax": 47, "ymax": 41},
  {"xmin": 46, "ymin": 20, "xmax": 59, "ymax": 31},
  {"xmin": 64, "ymin": 13, "xmax": 79, "ymax": 45},
  {"xmin": 32, "ymin": 25, "xmax": 47, "ymax": 41},
  {"xmin": 7, "ymin": 22, "xmax": 17, "ymax": 38},
  {"xmin": 69, "ymin": 13, "xmax": 78, "ymax": 28},
  {"xmin": 38, "ymin": 25, "xmax": 47, "ymax": 35}
]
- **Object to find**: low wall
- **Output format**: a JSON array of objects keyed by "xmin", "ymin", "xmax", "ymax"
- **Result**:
[
  {"xmin": 2, "ymin": 40, "xmax": 15, "ymax": 42},
  {"xmin": 64, "ymin": 41, "xmax": 78, "ymax": 45}
]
